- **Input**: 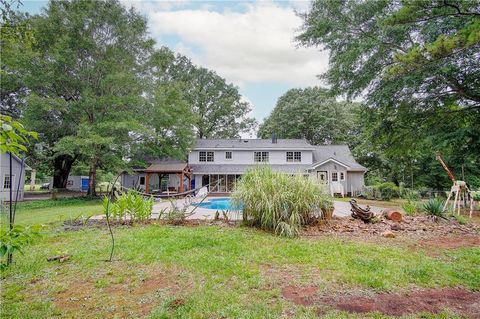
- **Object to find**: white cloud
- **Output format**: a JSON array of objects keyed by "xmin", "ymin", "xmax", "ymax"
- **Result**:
[{"xmin": 129, "ymin": 1, "xmax": 329, "ymax": 88}]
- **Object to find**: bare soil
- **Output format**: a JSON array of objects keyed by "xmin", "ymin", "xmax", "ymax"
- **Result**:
[
  {"xmin": 303, "ymin": 215, "xmax": 480, "ymax": 242},
  {"xmin": 282, "ymin": 286, "xmax": 480, "ymax": 317}
]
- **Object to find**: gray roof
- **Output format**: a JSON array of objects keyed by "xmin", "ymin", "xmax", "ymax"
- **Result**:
[
  {"xmin": 312, "ymin": 145, "xmax": 367, "ymax": 171},
  {"xmin": 190, "ymin": 164, "xmax": 311, "ymax": 174},
  {"xmin": 193, "ymin": 139, "xmax": 314, "ymax": 150}
]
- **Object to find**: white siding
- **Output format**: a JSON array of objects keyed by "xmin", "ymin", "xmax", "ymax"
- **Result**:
[
  {"xmin": 0, "ymin": 153, "xmax": 27, "ymax": 201},
  {"xmin": 189, "ymin": 150, "xmax": 313, "ymax": 165}
]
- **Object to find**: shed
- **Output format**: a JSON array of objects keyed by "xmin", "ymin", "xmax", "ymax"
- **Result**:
[{"xmin": 0, "ymin": 152, "xmax": 31, "ymax": 202}]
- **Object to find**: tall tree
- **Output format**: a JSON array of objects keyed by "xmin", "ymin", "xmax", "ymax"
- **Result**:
[
  {"xmin": 160, "ymin": 53, "xmax": 257, "ymax": 138},
  {"xmin": 298, "ymin": 0, "xmax": 480, "ymax": 188},
  {"xmin": 258, "ymin": 87, "xmax": 360, "ymax": 146},
  {"xmin": 21, "ymin": 0, "xmax": 154, "ymax": 195}
]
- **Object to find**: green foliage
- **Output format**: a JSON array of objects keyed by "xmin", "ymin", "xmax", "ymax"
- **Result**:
[
  {"xmin": 0, "ymin": 224, "xmax": 41, "ymax": 269},
  {"xmin": 298, "ymin": 0, "xmax": 480, "ymax": 190},
  {"xmin": 402, "ymin": 201, "xmax": 418, "ymax": 216},
  {"xmin": 258, "ymin": 87, "xmax": 360, "ymax": 147},
  {"xmin": 363, "ymin": 182, "xmax": 399, "ymax": 201},
  {"xmin": 422, "ymin": 198, "xmax": 445, "ymax": 217},
  {"xmin": 0, "ymin": 115, "xmax": 37, "ymax": 155},
  {"xmin": 105, "ymin": 191, "xmax": 153, "ymax": 222},
  {"xmin": 232, "ymin": 166, "xmax": 333, "ymax": 237}
]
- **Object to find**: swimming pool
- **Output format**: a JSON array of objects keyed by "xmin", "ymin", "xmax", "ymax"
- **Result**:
[{"xmin": 195, "ymin": 198, "xmax": 242, "ymax": 210}]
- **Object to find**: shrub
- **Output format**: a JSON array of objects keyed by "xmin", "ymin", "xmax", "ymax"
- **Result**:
[
  {"xmin": 401, "ymin": 201, "xmax": 418, "ymax": 216},
  {"xmin": 422, "ymin": 198, "xmax": 445, "ymax": 217},
  {"xmin": 376, "ymin": 182, "xmax": 399, "ymax": 201},
  {"xmin": 472, "ymin": 192, "xmax": 480, "ymax": 202},
  {"xmin": 232, "ymin": 166, "xmax": 333, "ymax": 237},
  {"xmin": 104, "ymin": 190, "xmax": 153, "ymax": 222},
  {"xmin": 361, "ymin": 182, "xmax": 399, "ymax": 201}
]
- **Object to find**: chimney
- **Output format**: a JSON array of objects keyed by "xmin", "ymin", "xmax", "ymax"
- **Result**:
[{"xmin": 272, "ymin": 132, "xmax": 277, "ymax": 144}]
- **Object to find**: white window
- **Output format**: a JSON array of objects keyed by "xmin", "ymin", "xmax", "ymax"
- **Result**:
[
  {"xmin": 340, "ymin": 172, "xmax": 345, "ymax": 181},
  {"xmin": 199, "ymin": 151, "xmax": 214, "ymax": 162},
  {"xmin": 3, "ymin": 175, "xmax": 14, "ymax": 189},
  {"xmin": 286, "ymin": 151, "xmax": 302, "ymax": 162},
  {"xmin": 254, "ymin": 151, "xmax": 269, "ymax": 162},
  {"xmin": 225, "ymin": 151, "xmax": 232, "ymax": 160},
  {"xmin": 331, "ymin": 172, "xmax": 338, "ymax": 182}
]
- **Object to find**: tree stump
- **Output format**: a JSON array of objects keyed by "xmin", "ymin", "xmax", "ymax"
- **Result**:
[{"xmin": 385, "ymin": 210, "xmax": 403, "ymax": 222}]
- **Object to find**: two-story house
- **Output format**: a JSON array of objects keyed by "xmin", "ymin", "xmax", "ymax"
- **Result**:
[
  {"xmin": 189, "ymin": 138, "xmax": 366, "ymax": 195},
  {"xmin": 121, "ymin": 137, "xmax": 367, "ymax": 196}
]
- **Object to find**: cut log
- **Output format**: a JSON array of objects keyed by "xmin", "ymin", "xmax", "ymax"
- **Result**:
[{"xmin": 385, "ymin": 210, "xmax": 403, "ymax": 222}]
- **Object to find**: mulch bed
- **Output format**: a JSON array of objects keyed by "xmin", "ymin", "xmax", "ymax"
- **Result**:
[
  {"xmin": 282, "ymin": 286, "xmax": 480, "ymax": 317},
  {"xmin": 303, "ymin": 215, "xmax": 480, "ymax": 241}
]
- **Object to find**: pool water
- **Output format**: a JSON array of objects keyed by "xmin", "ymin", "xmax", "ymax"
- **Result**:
[{"xmin": 196, "ymin": 198, "xmax": 242, "ymax": 210}]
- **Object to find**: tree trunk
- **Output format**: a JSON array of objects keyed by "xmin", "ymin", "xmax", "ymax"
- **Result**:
[
  {"xmin": 53, "ymin": 155, "xmax": 75, "ymax": 189},
  {"xmin": 87, "ymin": 159, "xmax": 97, "ymax": 197}
]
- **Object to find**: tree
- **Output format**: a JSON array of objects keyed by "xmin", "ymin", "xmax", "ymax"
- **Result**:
[
  {"xmin": 160, "ymin": 52, "xmax": 257, "ymax": 138},
  {"xmin": 20, "ymin": 0, "xmax": 154, "ymax": 195},
  {"xmin": 298, "ymin": 0, "xmax": 480, "ymax": 188},
  {"xmin": 258, "ymin": 87, "xmax": 360, "ymax": 146}
]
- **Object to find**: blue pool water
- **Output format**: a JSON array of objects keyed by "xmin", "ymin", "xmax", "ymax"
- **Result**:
[{"xmin": 196, "ymin": 198, "xmax": 242, "ymax": 210}]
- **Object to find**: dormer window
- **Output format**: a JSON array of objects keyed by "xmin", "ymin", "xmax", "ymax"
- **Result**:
[
  {"xmin": 199, "ymin": 151, "xmax": 214, "ymax": 162},
  {"xmin": 254, "ymin": 151, "xmax": 269, "ymax": 162},
  {"xmin": 286, "ymin": 151, "xmax": 301, "ymax": 162}
]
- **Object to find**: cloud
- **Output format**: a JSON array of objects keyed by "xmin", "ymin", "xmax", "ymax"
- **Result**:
[{"xmin": 127, "ymin": 1, "xmax": 329, "ymax": 88}]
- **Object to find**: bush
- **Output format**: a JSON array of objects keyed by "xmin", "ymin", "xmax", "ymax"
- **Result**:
[
  {"xmin": 361, "ymin": 182, "xmax": 399, "ymax": 201},
  {"xmin": 232, "ymin": 166, "xmax": 333, "ymax": 237},
  {"xmin": 1, "ymin": 224, "xmax": 41, "ymax": 269},
  {"xmin": 422, "ymin": 198, "xmax": 445, "ymax": 217},
  {"xmin": 472, "ymin": 192, "xmax": 480, "ymax": 202},
  {"xmin": 104, "ymin": 190, "xmax": 153, "ymax": 222},
  {"xmin": 401, "ymin": 201, "xmax": 418, "ymax": 215}
]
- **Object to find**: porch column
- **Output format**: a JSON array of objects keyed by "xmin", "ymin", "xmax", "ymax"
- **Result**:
[
  {"xmin": 145, "ymin": 172, "xmax": 150, "ymax": 194},
  {"xmin": 178, "ymin": 172, "xmax": 184, "ymax": 193}
]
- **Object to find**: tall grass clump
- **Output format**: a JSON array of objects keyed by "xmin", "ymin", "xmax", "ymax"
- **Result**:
[
  {"xmin": 232, "ymin": 166, "xmax": 333, "ymax": 237},
  {"xmin": 104, "ymin": 190, "xmax": 153, "ymax": 222}
]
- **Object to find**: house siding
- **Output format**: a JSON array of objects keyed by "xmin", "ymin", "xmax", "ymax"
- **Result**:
[
  {"xmin": 189, "ymin": 150, "xmax": 313, "ymax": 165},
  {"xmin": 0, "ymin": 153, "xmax": 27, "ymax": 202}
]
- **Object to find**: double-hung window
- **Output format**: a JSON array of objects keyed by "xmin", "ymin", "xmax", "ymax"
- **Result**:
[
  {"xmin": 199, "ymin": 151, "xmax": 214, "ymax": 162},
  {"xmin": 3, "ymin": 175, "xmax": 14, "ymax": 189},
  {"xmin": 286, "ymin": 151, "xmax": 302, "ymax": 162},
  {"xmin": 254, "ymin": 151, "xmax": 269, "ymax": 162},
  {"xmin": 331, "ymin": 172, "xmax": 338, "ymax": 182}
]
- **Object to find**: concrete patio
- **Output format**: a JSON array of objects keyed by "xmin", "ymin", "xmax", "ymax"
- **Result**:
[{"xmin": 92, "ymin": 197, "xmax": 387, "ymax": 221}]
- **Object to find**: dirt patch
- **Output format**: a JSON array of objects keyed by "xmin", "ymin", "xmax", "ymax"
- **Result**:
[
  {"xmin": 419, "ymin": 235, "xmax": 480, "ymax": 250},
  {"xmin": 52, "ymin": 263, "xmax": 192, "ymax": 318},
  {"xmin": 283, "ymin": 287, "xmax": 480, "ymax": 317},
  {"xmin": 282, "ymin": 286, "xmax": 318, "ymax": 306},
  {"xmin": 303, "ymin": 215, "xmax": 480, "ymax": 242}
]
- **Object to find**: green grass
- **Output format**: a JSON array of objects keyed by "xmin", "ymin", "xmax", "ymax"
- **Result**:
[
  {"xmin": 1, "ymin": 198, "xmax": 102, "ymax": 226},
  {"xmin": 1, "ymin": 200, "xmax": 479, "ymax": 318}
]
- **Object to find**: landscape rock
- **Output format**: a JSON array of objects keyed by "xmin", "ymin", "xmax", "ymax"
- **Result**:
[{"xmin": 381, "ymin": 230, "xmax": 396, "ymax": 238}]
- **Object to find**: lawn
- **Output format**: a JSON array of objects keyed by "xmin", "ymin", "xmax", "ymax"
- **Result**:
[
  {"xmin": 1, "ymin": 198, "xmax": 102, "ymax": 225},
  {"xmin": 1, "ymin": 200, "xmax": 479, "ymax": 318}
]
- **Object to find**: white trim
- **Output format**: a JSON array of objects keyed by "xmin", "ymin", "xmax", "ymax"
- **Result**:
[
  {"xmin": 310, "ymin": 158, "xmax": 350, "ymax": 169},
  {"xmin": 193, "ymin": 147, "xmax": 315, "ymax": 151}
]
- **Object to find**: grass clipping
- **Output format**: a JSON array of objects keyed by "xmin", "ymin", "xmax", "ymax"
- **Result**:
[{"xmin": 232, "ymin": 166, "xmax": 333, "ymax": 237}]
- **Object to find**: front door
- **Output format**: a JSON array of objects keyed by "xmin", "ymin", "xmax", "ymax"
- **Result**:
[{"xmin": 317, "ymin": 171, "xmax": 328, "ymax": 184}]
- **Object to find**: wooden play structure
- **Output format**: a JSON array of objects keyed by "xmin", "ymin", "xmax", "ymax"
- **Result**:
[{"xmin": 435, "ymin": 152, "xmax": 473, "ymax": 217}]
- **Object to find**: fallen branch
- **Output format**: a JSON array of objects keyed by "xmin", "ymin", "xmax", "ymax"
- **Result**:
[{"xmin": 47, "ymin": 254, "xmax": 71, "ymax": 262}]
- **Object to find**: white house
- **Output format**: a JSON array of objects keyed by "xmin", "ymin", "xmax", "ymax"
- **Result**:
[
  {"xmin": 121, "ymin": 138, "xmax": 367, "ymax": 196},
  {"xmin": 0, "ymin": 152, "xmax": 31, "ymax": 202}
]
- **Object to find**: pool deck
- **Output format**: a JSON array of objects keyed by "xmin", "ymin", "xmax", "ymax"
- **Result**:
[{"xmin": 92, "ymin": 197, "xmax": 387, "ymax": 221}]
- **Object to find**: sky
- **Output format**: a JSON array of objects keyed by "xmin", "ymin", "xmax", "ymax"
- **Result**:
[{"xmin": 19, "ymin": 0, "xmax": 330, "ymax": 122}]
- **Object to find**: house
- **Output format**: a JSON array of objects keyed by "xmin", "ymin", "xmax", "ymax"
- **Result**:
[
  {"xmin": 189, "ymin": 138, "xmax": 367, "ymax": 196},
  {"xmin": 121, "ymin": 138, "xmax": 367, "ymax": 196},
  {"xmin": 0, "ymin": 152, "xmax": 31, "ymax": 202}
]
